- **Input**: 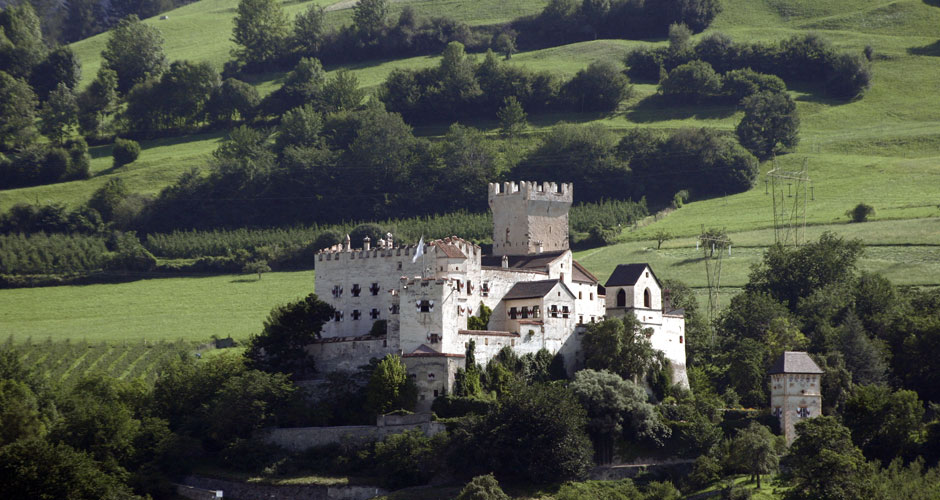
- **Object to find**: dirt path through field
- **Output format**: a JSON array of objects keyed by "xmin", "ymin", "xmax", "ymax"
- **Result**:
[{"xmin": 326, "ymin": 0, "xmax": 412, "ymax": 12}]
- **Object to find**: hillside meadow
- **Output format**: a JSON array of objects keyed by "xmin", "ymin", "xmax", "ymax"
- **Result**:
[{"xmin": 0, "ymin": 0, "xmax": 938, "ymax": 343}]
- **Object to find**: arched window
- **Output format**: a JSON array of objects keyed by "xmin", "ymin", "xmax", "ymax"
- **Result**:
[
  {"xmin": 644, "ymin": 288, "xmax": 652, "ymax": 308},
  {"xmin": 617, "ymin": 289, "xmax": 626, "ymax": 307}
]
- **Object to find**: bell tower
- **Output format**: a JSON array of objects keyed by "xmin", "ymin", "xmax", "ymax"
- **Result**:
[{"xmin": 488, "ymin": 181, "xmax": 573, "ymax": 256}]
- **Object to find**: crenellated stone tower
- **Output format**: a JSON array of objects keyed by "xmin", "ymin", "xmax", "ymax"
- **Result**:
[{"xmin": 488, "ymin": 181, "xmax": 573, "ymax": 256}]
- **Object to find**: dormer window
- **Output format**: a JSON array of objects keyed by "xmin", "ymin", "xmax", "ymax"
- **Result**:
[
  {"xmin": 370, "ymin": 283, "xmax": 380, "ymax": 295},
  {"xmin": 351, "ymin": 284, "xmax": 361, "ymax": 297}
]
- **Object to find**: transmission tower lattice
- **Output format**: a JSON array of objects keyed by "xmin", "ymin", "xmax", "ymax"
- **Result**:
[
  {"xmin": 767, "ymin": 157, "xmax": 811, "ymax": 246},
  {"xmin": 699, "ymin": 226, "xmax": 732, "ymax": 339}
]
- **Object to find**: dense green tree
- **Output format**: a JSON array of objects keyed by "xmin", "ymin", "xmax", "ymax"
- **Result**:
[
  {"xmin": 244, "ymin": 293, "xmax": 334, "ymax": 378},
  {"xmin": 275, "ymin": 104, "xmax": 322, "ymax": 153},
  {"xmin": 564, "ymin": 60, "xmax": 633, "ymax": 111},
  {"xmin": 736, "ymin": 90, "xmax": 800, "ymax": 160},
  {"xmin": 30, "ymin": 46, "xmax": 81, "ymax": 100},
  {"xmin": 474, "ymin": 383, "xmax": 593, "ymax": 483},
  {"xmin": 152, "ymin": 354, "xmax": 247, "ymax": 432},
  {"xmin": 206, "ymin": 369, "xmax": 298, "ymax": 446},
  {"xmin": 322, "ymin": 69, "xmax": 365, "ymax": 112},
  {"xmin": 354, "ymin": 0, "xmax": 389, "ymax": 42},
  {"xmin": 0, "ymin": 70, "xmax": 37, "ymax": 150},
  {"xmin": 722, "ymin": 68, "xmax": 786, "ymax": 103},
  {"xmin": 291, "ymin": 4, "xmax": 325, "ymax": 57},
  {"xmin": 102, "ymin": 15, "xmax": 167, "ymax": 93},
  {"xmin": 843, "ymin": 385, "xmax": 925, "ymax": 464},
  {"xmin": 373, "ymin": 429, "xmax": 443, "ymax": 489},
  {"xmin": 365, "ymin": 354, "xmax": 417, "ymax": 416},
  {"xmin": 262, "ymin": 57, "xmax": 327, "ymax": 115},
  {"xmin": 39, "ymin": 82, "xmax": 78, "ymax": 143},
  {"xmin": 660, "ymin": 60, "xmax": 722, "ymax": 103},
  {"xmin": 839, "ymin": 312, "xmax": 887, "ymax": 386},
  {"xmin": 729, "ymin": 422, "xmax": 782, "ymax": 488},
  {"xmin": 782, "ymin": 416, "xmax": 875, "ymax": 500},
  {"xmin": 570, "ymin": 369, "xmax": 669, "ymax": 463},
  {"xmin": 207, "ymin": 78, "xmax": 260, "ymax": 125},
  {"xmin": 0, "ymin": 3, "xmax": 46, "ymax": 78},
  {"xmin": 582, "ymin": 316, "xmax": 658, "ymax": 383},
  {"xmin": 232, "ymin": 0, "xmax": 289, "ymax": 70},
  {"xmin": 77, "ymin": 67, "xmax": 119, "ymax": 136},
  {"xmin": 112, "ymin": 138, "xmax": 140, "ymax": 168},
  {"xmin": 497, "ymin": 96, "xmax": 527, "ymax": 137},
  {"xmin": 51, "ymin": 374, "xmax": 143, "ymax": 473},
  {"xmin": 0, "ymin": 378, "xmax": 48, "ymax": 445},
  {"xmin": 456, "ymin": 473, "xmax": 510, "ymax": 500},
  {"xmin": 63, "ymin": 0, "xmax": 106, "ymax": 43},
  {"xmin": 826, "ymin": 52, "xmax": 871, "ymax": 100},
  {"xmin": 747, "ymin": 231, "xmax": 864, "ymax": 312},
  {"xmin": 0, "ymin": 438, "xmax": 137, "ymax": 500},
  {"xmin": 435, "ymin": 41, "xmax": 482, "ymax": 115},
  {"xmin": 87, "ymin": 177, "xmax": 129, "ymax": 221}
]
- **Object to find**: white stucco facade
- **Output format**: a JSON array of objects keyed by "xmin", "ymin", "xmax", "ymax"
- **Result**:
[{"xmin": 306, "ymin": 181, "xmax": 688, "ymax": 407}]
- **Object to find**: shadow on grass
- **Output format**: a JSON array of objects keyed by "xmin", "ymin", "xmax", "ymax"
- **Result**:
[
  {"xmin": 908, "ymin": 40, "xmax": 940, "ymax": 56},
  {"xmin": 624, "ymin": 94, "xmax": 737, "ymax": 123},
  {"xmin": 674, "ymin": 256, "xmax": 705, "ymax": 266},
  {"xmin": 230, "ymin": 278, "xmax": 260, "ymax": 283}
]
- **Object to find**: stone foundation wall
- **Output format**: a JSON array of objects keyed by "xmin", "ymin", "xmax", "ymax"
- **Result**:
[
  {"xmin": 183, "ymin": 476, "xmax": 386, "ymax": 500},
  {"xmin": 260, "ymin": 419, "xmax": 446, "ymax": 452}
]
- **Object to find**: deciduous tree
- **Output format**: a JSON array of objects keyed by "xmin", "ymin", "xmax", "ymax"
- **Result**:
[
  {"xmin": 232, "ymin": 0, "xmax": 289, "ymax": 70},
  {"xmin": 244, "ymin": 293, "xmax": 334, "ymax": 378},
  {"xmin": 102, "ymin": 15, "xmax": 167, "ymax": 94},
  {"xmin": 736, "ymin": 90, "xmax": 800, "ymax": 160}
]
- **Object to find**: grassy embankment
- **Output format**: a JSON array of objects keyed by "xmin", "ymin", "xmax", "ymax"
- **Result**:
[{"xmin": 0, "ymin": 0, "xmax": 937, "ymax": 343}]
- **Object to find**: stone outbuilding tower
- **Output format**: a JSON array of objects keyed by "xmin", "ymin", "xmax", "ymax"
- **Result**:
[
  {"xmin": 769, "ymin": 351, "xmax": 823, "ymax": 444},
  {"xmin": 488, "ymin": 181, "xmax": 572, "ymax": 256}
]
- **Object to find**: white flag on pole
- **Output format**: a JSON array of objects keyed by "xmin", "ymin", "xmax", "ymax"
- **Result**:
[{"xmin": 412, "ymin": 236, "xmax": 424, "ymax": 263}]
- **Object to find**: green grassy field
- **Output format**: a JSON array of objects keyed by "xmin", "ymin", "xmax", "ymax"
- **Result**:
[
  {"xmin": 0, "ymin": 270, "xmax": 317, "ymax": 343},
  {"xmin": 1, "ymin": 0, "xmax": 938, "ymax": 343}
]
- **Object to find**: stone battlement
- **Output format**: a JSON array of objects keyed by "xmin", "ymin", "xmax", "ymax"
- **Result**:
[
  {"xmin": 488, "ymin": 181, "xmax": 573, "ymax": 202},
  {"xmin": 317, "ymin": 236, "xmax": 479, "ymax": 263}
]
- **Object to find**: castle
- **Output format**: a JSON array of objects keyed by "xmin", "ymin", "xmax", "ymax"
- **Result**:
[{"xmin": 309, "ymin": 181, "xmax": 688, "ymax": 409}]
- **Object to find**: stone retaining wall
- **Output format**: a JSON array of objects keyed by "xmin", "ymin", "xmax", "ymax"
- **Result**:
[
  {"xmin": 261, "ymin": 414, "xmax": 446, "ymax": 452},
  {"xmin": 184, "ymin": 476, "xmax": 386, "ymax": 500}
]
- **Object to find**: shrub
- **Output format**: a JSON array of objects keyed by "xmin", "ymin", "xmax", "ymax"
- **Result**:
[
  {"xmin": 112, "ymin": 138, "xmax": 140, "ymax": 168},
  {"xmin": 847, "ymin": 203, "xmax": 875, "ymax": 223},
  {"xmin": 456, "ymin": 474, "xmax": 510, "ymax": 500},
  {"xmin": 563, "ymin": 61, "xmax": 634, "ymax": 112},
  {"xmin": 660, "ymin": 60, "xmax": 722, "ymax": 103}
]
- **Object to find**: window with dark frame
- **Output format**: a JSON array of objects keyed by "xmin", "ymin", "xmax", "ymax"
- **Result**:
[
  {"xmin": 351, "ymin": 284, "xmax": 361, "ymax": 297},
  {"xmin": 351, "ymin": 310, "xmax": 361, "ymax": 320},
  {"xmin": 370, "ymin": 308, "xmax": 380, "ymax": 319},
  {"xmin": 370, "ymin": 283, "xmax": 380, "ymax": 295}
]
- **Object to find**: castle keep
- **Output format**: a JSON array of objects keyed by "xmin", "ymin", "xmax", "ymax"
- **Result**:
[{"xmin": 310, "ymin": 182, "xmax": 688, "ymax": 409}]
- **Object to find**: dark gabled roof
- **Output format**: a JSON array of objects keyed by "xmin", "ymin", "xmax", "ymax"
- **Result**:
[
  {"xmin": 481, "ymin": 250, "xmax": 566, "ymax": 271},
  {"xmin": 769, "ymin": 352, "xmax": 824, "ymax": 374},
  {"xmin": 572, "ymin": 260, "xmax": 599, "ymax": 284},
  {"xmin": 503, "ymin": 279, "xmax": 572, "ymax": 300},
  {"xmin": 604, "ymin": 263, "xmax": 660, "ymax": 287}
]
